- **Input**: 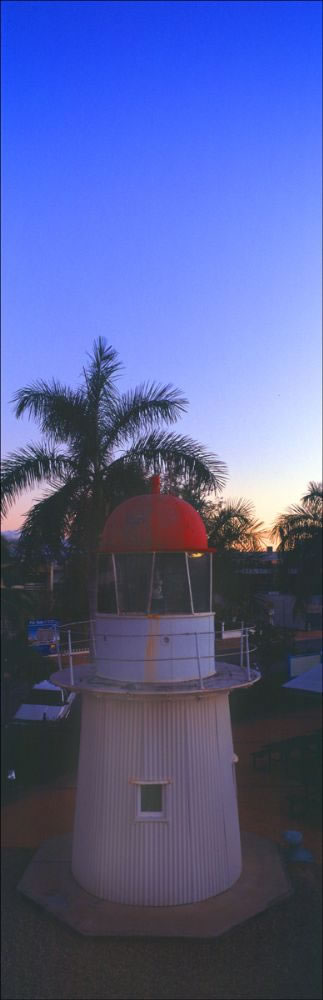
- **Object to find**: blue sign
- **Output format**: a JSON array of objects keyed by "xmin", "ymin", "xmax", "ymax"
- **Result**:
[{"xmin": 28, "ymin": 620, "xmax": 60, "ymax": 655}]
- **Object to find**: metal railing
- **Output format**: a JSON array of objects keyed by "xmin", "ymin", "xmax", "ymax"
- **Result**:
[
  {"xmin": 50, "ymin": 618, "xmax": 257, "ymax": 687},
  {"xmin": 217, "ymin": 629, "xmax": 257, "ymax": 682}
]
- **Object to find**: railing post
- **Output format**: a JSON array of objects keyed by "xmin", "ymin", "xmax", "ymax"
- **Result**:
[
  {"xmin": 195, "ymin": 633, "xmax": 204, "ymax": 689},
  {"xmin": 240, "ymin": 622, "xmax": 244, "ymax": 670},
  {"xmin": 90, "ymin": 619, "xmax": 97, "ymax": 657},
  {"xmin": 55, "ymin": 625, "xmax": 62, "ymax": 671},
  {"xmin": 185, "ymin": 553, "xmax": 194, "ymax": 614},
  {"xmin": 147, "ymin": 552, "xmax": 156, "ymax": 613},
  {"xmin": 111, "ymin": 554, "xmax": 119, "ymax": 615},
  {"xmin": 246, "ymin": 628, "xmax": 251, "ymax": 681},
  {"xmin": 221, "ymin": 621, "xmax": 224, "ymax": 639},
  {"xmin": 209, "ymin": 553, "xmax": 213, "ymax": 613},
  {"xmin": 67, "ymin": 629, "xmax": 74, "ymax": 685}
]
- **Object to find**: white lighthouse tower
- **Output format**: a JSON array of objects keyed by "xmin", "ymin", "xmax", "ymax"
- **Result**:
[{"xmin": 55, "ymin": 475, "xmax": 259, "ymax": 907}]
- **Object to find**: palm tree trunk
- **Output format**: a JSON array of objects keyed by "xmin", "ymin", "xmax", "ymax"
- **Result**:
[
  {"xmin": 85, "ymin": 490, "xmax": 109, "ymax": 660},
  {"xmin": 87, "ymin": 544, "xmax": 99, "ymax": 660}
]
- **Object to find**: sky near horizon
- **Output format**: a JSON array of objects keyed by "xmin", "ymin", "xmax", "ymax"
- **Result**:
[{"xmin": 1, "ymin": 0, "xmax": 322, "ymax": 536}]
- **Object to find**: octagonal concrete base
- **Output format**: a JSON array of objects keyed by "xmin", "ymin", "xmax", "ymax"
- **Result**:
[{"xmin": 17, "ymin": 831, "xmax": 291, "ymax": 938}]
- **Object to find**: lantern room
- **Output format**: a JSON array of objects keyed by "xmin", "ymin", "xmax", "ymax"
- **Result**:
[{"xmin": 95, "ymin": 476, "xmax": 216, "ymax": 685}]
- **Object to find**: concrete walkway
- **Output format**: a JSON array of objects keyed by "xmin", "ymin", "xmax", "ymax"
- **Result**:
[{"xmin": 2, "ymin": 847, "xmax": 322, "ymax": 999}]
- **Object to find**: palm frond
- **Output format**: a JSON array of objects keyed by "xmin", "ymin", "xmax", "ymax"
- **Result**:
[
  {"xmin": 1, "ymin": 444, "xmax": 72, "ymax": 516},
  {"xmin": 272, "ymin": 481, "xmax": 323, "ymax": 550},
  {"xmin": 105, "ymin": 383, "xmax": 188, "ymax": 448},
  {"xmin": 13, "ymin": 381, "xmax": 88, "ymax": 442},
  {"xmin": 220, "ymin": 498, "xmax": 258, "ymax": 523},
  {"xmin": 301, "ymin": 481, "xmax": 323, "ymax": 505},
  {"xmin": 271, "ymin": 507, "xmax": 322, "ymax": 550},
  {"xmin": 102, "ymin": 458, "xmax": 149, "ymax": 509},
  {"xmin": 208, "ymin": 497, "xmax": 266, "ymax": 551},
  {"xmin": 122, "ymin": 431, "xmax": 228, "ymax": 491},
  {"xmin": 17, "ymin": 480, "xmax": 80, "ymax": 562},
  {"xmin": 86, "ymin": 339, "xmax": 123, "ymax": 410}
]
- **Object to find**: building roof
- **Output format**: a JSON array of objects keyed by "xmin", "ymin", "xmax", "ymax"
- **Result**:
[{"xmin": 283, "ymin": 663, "xmax": 322, "ymax": 694}]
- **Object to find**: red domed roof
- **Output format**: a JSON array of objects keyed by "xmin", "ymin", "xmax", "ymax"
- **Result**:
[{"xmin": 100, "ymin": 478, "xmax": 209, "ymax": 554}]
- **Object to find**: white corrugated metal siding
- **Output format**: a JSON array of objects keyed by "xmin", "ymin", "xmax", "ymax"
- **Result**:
[{"xmin": 72, "ymin": 692, "xmax": 242, "ymax": 905}]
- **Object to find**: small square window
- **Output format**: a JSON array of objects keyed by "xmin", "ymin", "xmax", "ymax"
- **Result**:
[
  {"xmin": 132, "ymin": 779, "xmax": 170, "ymax": 821},
  {"xmin": 140, "ymin": 783, "xmax": 163, "ymax": 813}
]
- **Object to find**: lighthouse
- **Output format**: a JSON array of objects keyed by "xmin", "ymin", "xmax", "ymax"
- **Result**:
[
  {"xmin": 56, "ymin": 475, "xmax": 259, "ymax": 907},
  {"xmin": 19, "ymin": 478, "xmax": 291, "ymax": 934}
]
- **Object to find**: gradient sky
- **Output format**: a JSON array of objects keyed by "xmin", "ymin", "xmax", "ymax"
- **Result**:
[{"xmin": 2, "ymin": 0, "xmax": 322, "ymax": 535}]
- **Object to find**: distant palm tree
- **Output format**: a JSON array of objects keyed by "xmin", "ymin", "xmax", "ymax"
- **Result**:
[
  {"xmin": 1, "ymin": 339, "xmax": 227, "ymax": 617},
  {"xmin": 272, "ymin": 481, "xmax": 323, "ymax": 612},
  {"xmin": 272, "ymin": 481, "xmax": 323, "ymax": 551},
  {"xmin": 206, "ymin": 498, "xmax": 266, "ymax": 552}
]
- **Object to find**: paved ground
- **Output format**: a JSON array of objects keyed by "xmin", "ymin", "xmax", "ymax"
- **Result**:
[
  {"xmin": 2, "ymin": 700, "xmax": 322, "ymax": 999},
  {"xmin": 2, "ymin": 850, "xmax": 322, "ymax": 1000}
]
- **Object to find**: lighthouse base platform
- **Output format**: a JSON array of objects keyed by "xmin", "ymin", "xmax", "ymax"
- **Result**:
[{"xmin": 18, "ymin": 832, "xmax": 291, "ymax": 938}]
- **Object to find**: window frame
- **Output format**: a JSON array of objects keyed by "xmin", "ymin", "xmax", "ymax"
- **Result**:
[{"xmin": 130, "ymin": 778, "xmax": 171, "ymax": 822}]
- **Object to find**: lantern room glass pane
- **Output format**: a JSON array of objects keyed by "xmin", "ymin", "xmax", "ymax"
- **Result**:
[
  {"xmin": 151, "ymin": 553, "xmax": 191, "ymax": 614},
  {"xmin": 140, "ymin": 784, "xmax": 163, "ymax": 813},
  {"xmin": 115, "ymin": 554, "xmax": 153, "ymax": 613},
  {"xmin": 188, "ymin": 552, "xmax": 211, "ymax": 612},
  {"xmin": 97, "ymin": 555, "xmax": 117, "ymax": 613}
]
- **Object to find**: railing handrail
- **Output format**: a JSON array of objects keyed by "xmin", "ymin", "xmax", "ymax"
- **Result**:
[
  {"xmin": 59, "ymin": 618, "xmax": 256, "ymax": 630},
  {"xmin": 59, "ymin": 619, "xmax": 95, "ymax": 630},
  {"xmin": 52, "ymin": 619, "xmax": 257, "ymax": 683}
]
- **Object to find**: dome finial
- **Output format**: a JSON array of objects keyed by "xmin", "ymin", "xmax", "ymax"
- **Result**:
[{"xmin": 150, "ymin": 474, "xmax": 160, "ymax": 494}]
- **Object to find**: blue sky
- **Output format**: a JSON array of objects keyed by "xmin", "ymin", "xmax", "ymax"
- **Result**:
[{"xmin": 2, "ymin": 0, "xmax": 322, "ymax": 533}]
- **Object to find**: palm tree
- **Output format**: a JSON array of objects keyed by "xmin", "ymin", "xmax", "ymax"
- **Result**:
[
  {"xmin": 206, "ymin": 498, "xmax": 266, "ymax": 552},
  {"xmin": 1, "ymin": 339, "xmax": 227, "ymax": 618},
  {"xmin": 271, "ymin": 482, "xmax": 323, "ymax": 613},
  {"xmin": 272, "ymin": 482, "xmax": 323, "ymax": 551}
]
